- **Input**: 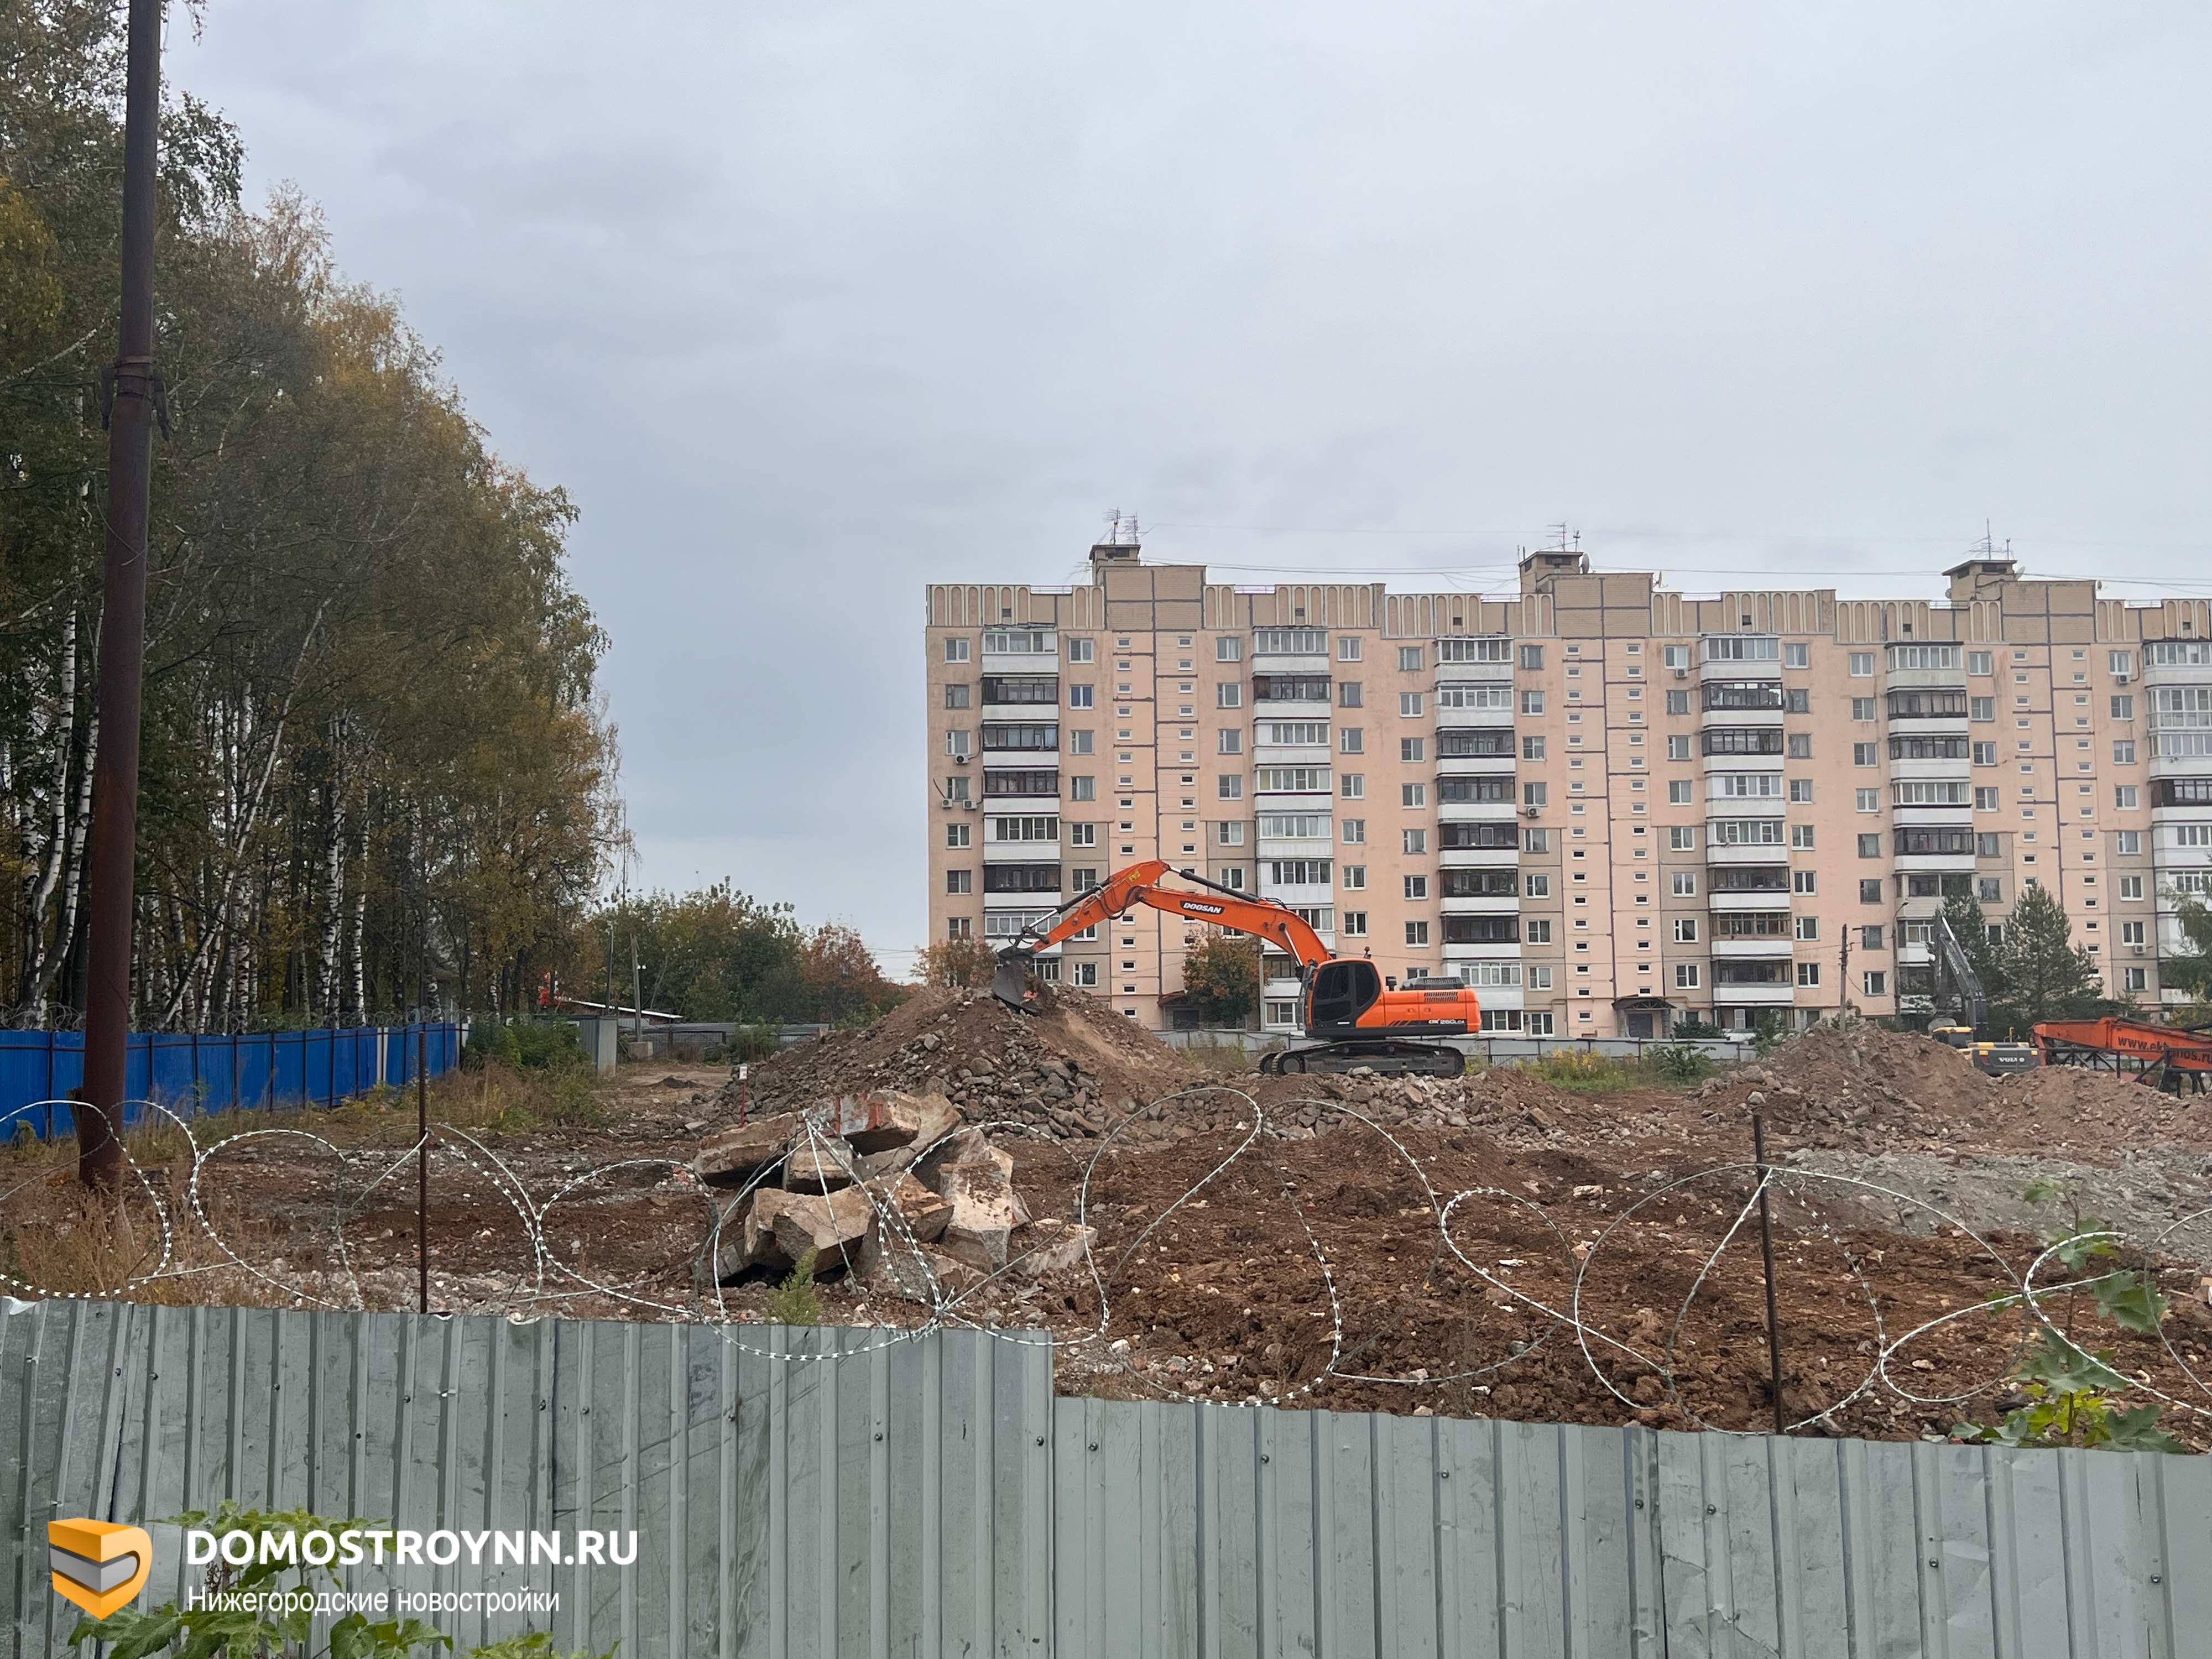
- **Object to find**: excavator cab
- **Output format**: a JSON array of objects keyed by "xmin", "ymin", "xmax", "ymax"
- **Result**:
[{"xmin": 1306, "ymin": 959, "xmax": 1382, "ymax": 1035}]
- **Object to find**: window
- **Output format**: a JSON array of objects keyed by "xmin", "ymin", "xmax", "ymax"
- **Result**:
[
  {"xmin": 1216, "ymin": 637, "xmax": 1242, "ymax": 662},
  {"xmin": 1786, "ymin": 688, "xmax": 1812, "ymax": 714},
  {"xmin": 2150, "ymin": 640, "xmax": 2212, "ymax": 666},
  {"xmin": 1269, "ymin": 859, "xmax": 1333, "ymax": 885},
  {"xmin": 1669, "ymin": 826, "xmax": 1697, "ymax": 851},
  {"xmin": 2117, "ymin": 829, "xmax": 2140, "ymax": 854},
  {"xmin": 1257, "ymin": 811, "xmax": 1328, "ymax": 838},
  {"xmin": 1525, "ymin": 919, "xmax": 1553, "ymax": 944},
  {"xmin": 1340, "ymin": 774, "xmax": 1365, "ymax": 799},
  {"xmin": 1396, "ymin": 645, "xmax": 1421, "ymax": 670},
  {"xmin": 1704, "ymin": 636, "xmax": 1780, "ymax": 662},
  {"xmin": 1674, "ymin": 963, "xmax": 1701, "ymax": 989},
  {"xmin": 1789, "ymin": 778, "xmax": 1814, "ymax": 803},
  {"xmin": 1066, "ymin": 822, "xmax": 1097, "ymax": 847},
  {"xmin": 1863, "ymin": 971, "xmax": 1887, "ymax": 997},
  {"xmin": 1405, "ymin": 921, "xmax": 1431, "ymax": 947},
  {"xmin": 1668, "ymin": 780, "xmax": 1693, "ymax": 804},
  {"xmin": 1400, "ymin": 737, "xmax": 1426, "ymax": 763},
  {"xmin": 944, "ymin": 637, "xmax": 971, "ymax": 663},
  {"xmin": 1342, "ymin": 864, "xmax": 1366, "ymax": 888},
  {"xmin": 1796, "ymin": 962, "xmax": 1820, "ymax": 987},
  {"xmin": 945, "ymin": 683, "xmax": 974, "ymax": 711},
  {"xmin": 1662, "ymin": 644, "xmax": 1690, "ymax": 669},
  {"xmin": 1964, "ymin": 650, "xmax": 1991, "ymax": 675},
  {"xmin": 1403, "ymin": 874, "xmax": 1429, "ymax": 900},
  {"xmin": 1215, "ymin": 822, "xmax": 1243, "ymax": 847},
  {"xmin": 2112, "ymin": 694, "xmax": 2135, "ymax": 721},
  {"xmin": 1525, "ymin": 874, "xmax": 1551, "ymax": 897},
  {"xmin": 1671, "ymin": 870, "xmax": 1698, "ymax": 895},
  {"xmin": 1067, "ymin": 729, "xmax": 1094, "ymax": 754},
  {"xmin": 1849, "ymin": 652, "xmax": 1874, "ymax": 676},
  {"xmin": 2119, "ymin": 875, "xmax": 2144, "ymax": 900},
  {"xmin": 1665, "ymin": 690, "xmax": 1691, "ymax": 714},
  {"xmin": 1399, "ymin": 691, "xmax": 1423, "ymax": 717},
  {"xmin": 1886, "ymin": 644, "xmax": 1960, "ymax": 671},
  {"xmin": 1793, "ymin": 870, "xmax": 1817, "ymax": 895},
  {"xmin": 2115, "ymin": 785, "xmax": 2139, "ymax": 809},
  {"xmin": 1517, "ymin": 643, "xmax": 1545, "ymax": 670},
  {"xmin": 2121, "ymin": 920, "xmax": 2147, "ymax": 946},
  {"xmin": 1668, "ymin": 734, "xmax": 1692, "ymax": 760},
  {"xmin": 1216, "ymin": 775, "xmax": 1240, "ymax": 800},
  {"xmin": 1435, "ymin": 682, "xmax": 1515, "ymax": 713},
  {"xmin": 1254, "ymin": 627, "xmax": 1327, "ymax": 655},
  {"xmin": 1217, "ymin": 683, "xmax": 1243, "ymax": 708},
  {"xmin": 1970, "ymin": 697, "xmax": 1995, "ymax": 721},
  {"xmin": 2114, "ymin": 739, "xmax": 2136, "ymax": 764},
  {"xmin": 1672, "ymin": 917, "xmax": 1699, "ymax": 943},
  {"xmin": 1521, "ymin": 690, "xmax": 1546, "ymax": 715},
  {"xmin": 1337, "ymin": 637, "xmax": 1363, "ymax": 662},
  {"xmin": 1403, "ymin": 828, "xmax": 1428, "ymax": 854},
  {"xmin": 1066, "ymin": 684, "xmax": 1094, "ymax": 709},
  {"xmin": 2122, "ymin": 967, "xmax": 2148, "ymax": 993},
  {"xmin": 1522, "ymin": 735, "xmax": 1547, "ymax": 760},
  {"xmin": 1856, "ymin": 832, "xmax": 1882, "ymax": 857},
  {"xmin": 945, "ymin": 823, "xmax": 973, "ymax": 850},
  {"xmin": 1401, "ymin": 782, "xmax": 1427, "ymax": 808},
  {"xmin": 947, "ymin": 916, "xmax": 972, "ymax": 940},
  {"xmin": 2109, "ymin": 650, "xmax": 2135, "ymax": 677},
  {"xmin": 1705, "ymin": 728, "xmax": 1786, "ymax": 756},
  {"xmin": 1790, "ymin": 823, "xmax": 1815, "ymax": 849},
  {"xmin": 1787, "ymin": 733, "xmax": 1812, "ymax": 759},
  {"xmin": 1339, "ymin": 682, "xmax": 1365, "ymax": 708},
  {"xmin": 1775, "ymin": 641, "xmax": 1807, "ymax": 668},
  {"xmin": 1340, "ymin": 911, "xmax": 1367, "ymax": 936},
  {"xmin": 1218, "ymin": 729, "xmax": 1243, "ymax": 755},
  {"xmin": 1523, "ymin": 782, "xmax": 1547, "ymax": 808},
  {"xmin": 1973, "ymin": 740, "xmax": 1998, "ymax": 765},
  {"xmin": 1795, "ymin": 916, "xmax": 1819, "ymax": 941},
  {"xmin": 1260, "ymin": 720, "xmax": 1329, "ymax": 746},
  {"xmin": 982, "ymin": 628, "xmax": 1053, "ymax": 655},
  {"xmin": 1971, "ymin": 786, "xmax": 1997, "ymax": 810},
  {"xmin": 1439, "ymin": 637, "xmax": 1512, "ymax": 664},
  {"xmin": 1066, "ymin": 637, "xmax": 1094, "ymax": 663},
  {"xmin": 1339, "ymin": 727, "xmax": 1364, "ymax": 754},
  {"xmin": 1340, "ymin": 818, "xmax": 1366, "ymax": 843},
  {"xmin": 945, "ymin": 729, "xmax": 972, "ymax": 759},
  {"xmin": 1524, "ymin": 828, "xmax": 1552, "ymax": 852},
  {"xmin": 945, "ymin": 868, "xmax": 972, "ymax": 893},
  {"xmin": 1256, "ymin": 766, "xmax": 1327, "ymax": 791},
  {"xmin": 1859, "ymin": 878, "xmax": 1884, "ymax": 903}
]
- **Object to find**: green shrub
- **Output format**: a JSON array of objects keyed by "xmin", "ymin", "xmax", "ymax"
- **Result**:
[
  {"xmin": 767, "ymin": 1247, "xmax": 824, "ymax": 1324},
  {"xmin": 728, "ymin": 1024, "xmax": 781, "ymax": 1063},
  {"xmin": 1646, "ymin": 1040, "xmax": 1715, "ymax": 1083},
  {"xmin": 465, "ymin": 1019, "xmax": 586, "ymax": 1072}
]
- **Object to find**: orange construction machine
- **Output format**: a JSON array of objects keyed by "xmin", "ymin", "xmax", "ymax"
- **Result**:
[
  {"xmin": 992, "ymin": 858, "xmax": 1478, "ymax": 1076},
  {"xmin": 2031, "ymin": 1015, "xmax": 2212, "ymax": 1093}
]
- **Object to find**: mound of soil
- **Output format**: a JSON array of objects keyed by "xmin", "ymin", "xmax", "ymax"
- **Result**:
[{"xmin": 717, "ymin": 985, "xmax": 1206, "ymax": 1138}]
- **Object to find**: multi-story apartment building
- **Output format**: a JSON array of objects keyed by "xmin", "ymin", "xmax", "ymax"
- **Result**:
[{"xmin": 925, "ymin": 535, "xmax": 2212, "ymax": 1038}]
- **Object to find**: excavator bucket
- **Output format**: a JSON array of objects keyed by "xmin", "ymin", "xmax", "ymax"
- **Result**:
[{"xmin": 992, "ymin": 948, "xmax": 1041, "ymax": 1010}]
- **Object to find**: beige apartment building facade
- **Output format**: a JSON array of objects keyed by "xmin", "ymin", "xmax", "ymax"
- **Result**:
[{"xmin": 924, "ymin": 539, "xmax": 2212, "ymax": 1039}]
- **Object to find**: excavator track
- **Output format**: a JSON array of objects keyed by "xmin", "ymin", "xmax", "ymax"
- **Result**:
[{"xmin": 1260, "ymin": 1039, "xmax": 1467, "ymax": 1078}]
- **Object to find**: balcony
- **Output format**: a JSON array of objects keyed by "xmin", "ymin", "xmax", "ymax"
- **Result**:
[
  {"xmin": 1712, "ymin": 935, "xmax": 1795, "ymax": 959},
  {"xmin": 1711, "ymin": 980, "xmax": 1797, "ymax": 1008},
  {"xmin": 979, "ymin": 766, "xmax": 1059, "ymax": 805},
  {"xmin": 978, "ymin": 628, "xmax": 1058, "ymax": 676},
  {"xmin": 982, "ymin": 833, "xmax": 1060, "ymax": 863},
  {"xmin": 1433, "ymin": 639, "xmax": 1515, "ymax": 679},
  {"xmin": 1708, "ymin": 879, "xmax": 1793, "ymax": 909},
  {"xmin": 2140, "ymin": 641, "xmax": 2212, "ymax": 690},
  {"xmin": 979, "ymin": 674, "xmax": 1060, "ymax": 711},
  {"xmin": 1883, "ymin": 645, "xmax": 1967, "ymax": 693},
  {"xmin": 979, "ymin": 723, "xmax": 1060, "ymax": 766},
  {"xmin": 1251, "ymin": 628, "xmax": 1331, "ymax": 675},
  {"xmin": 1699, "ymin": 639, "xmax": 1782, "ymax": 681},
  {"xmin": 1433, "ymin": 685, "xmax": 1517, "ymax": 726}
]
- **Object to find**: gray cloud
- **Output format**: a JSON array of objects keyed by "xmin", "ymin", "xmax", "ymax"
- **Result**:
[{"xmin": 178, "ymin": 0, "xmax": 2212, "ymax": 967}]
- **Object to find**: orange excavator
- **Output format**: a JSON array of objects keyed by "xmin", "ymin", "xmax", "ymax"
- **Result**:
[
  {"xmin": 2031, "ymin": 1015, "xmax": 2212, "ymax": 1093},
  {"xmin": 992, "ymin": 858, "xmax": 1478, "ymax": 1076}
]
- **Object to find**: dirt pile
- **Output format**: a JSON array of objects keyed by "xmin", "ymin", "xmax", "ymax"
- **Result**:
[{"xmin": 717, "ymin": 984, "xmax": 1206, "ymax": 1140}]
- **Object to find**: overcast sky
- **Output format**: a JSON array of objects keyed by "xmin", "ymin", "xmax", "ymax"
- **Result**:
[{"xmin": 175, "ymin": 2, "xmax": 2212, "ymax": 971}]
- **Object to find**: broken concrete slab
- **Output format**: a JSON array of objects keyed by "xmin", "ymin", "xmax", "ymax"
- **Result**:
[
  {"xmin": 861, "ymin": 1170, "xmax": 952, "ymax": 1245},
  {"xmin": 1007, "ymin": 1219, "xmax": 1095, "ymax": 1278},
  {"xmin": 936, "ymin": 1155, "xmax": 1033, "ymax": 1272},
  {"xmin": 859, "ymin": 1242, "xmax": 984, "ymax": 1306},
  {"xmin": 823, "ymin": 1089, "xmax": 962, "ymax": 1156},
  {"xmin": 783, "ymin": 1137, "xmax": 857, "ymax": 1193},
  {"xmin": 912, "ymin": 1126, "xmax": 1013, "ymax": 1196},
  {"xmin": 700, "ymin": 1187, "xmax": 798, "ymax": 1283},
  {"xmin": 693, "ymin": 1113, "xmax": 799, "ymax": 1186},
  {"xmin": 764, "ymin": 1184, "xmax": 875, "ymax": 1275}
]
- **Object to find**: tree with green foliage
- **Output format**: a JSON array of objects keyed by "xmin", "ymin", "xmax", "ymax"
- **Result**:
[
  {"xmin": 914, "ymin": 936, "xmax": 999, "ymax": 990},
  {"xmin": 2162, "ymin": 893, "xmax": 2212, "ymax": 1005},
  {"xmin": 1178, "ymin": 930, "xmax": 1261, "ymax": 1026},
  {"xmin": 1991, "ymin": 882, "xmax": 2103, "ymax": 1029}
]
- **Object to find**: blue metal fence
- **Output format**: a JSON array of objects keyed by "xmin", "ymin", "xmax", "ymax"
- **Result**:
[{"xmin": 0, "ymin": 1021, "xmax": 462, "ymax": 1139}]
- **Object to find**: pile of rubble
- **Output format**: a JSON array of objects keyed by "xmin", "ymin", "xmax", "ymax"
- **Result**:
[
  {"xmin": 722, "ymin": 984, "xmax": 1203, "ymax": 1141},
  {"xmin": 690, "ymin": 1088, "xmax": 1091, "ymax": 1302}
]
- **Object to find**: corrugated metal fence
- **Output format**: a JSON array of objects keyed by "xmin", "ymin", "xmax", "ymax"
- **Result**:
[
  {"xmin": 0, "ymin": 1021, "xmax": 461, "ymax": 1139},
  {"xmin": 3, "ymin": 1297, "xmax": 2206, "ymax": 1657}
]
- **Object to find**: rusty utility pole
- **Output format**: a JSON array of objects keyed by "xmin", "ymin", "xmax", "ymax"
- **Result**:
[{"xmin": 78, "ymin": 0, "xmax": 165, "ymax": 1190}]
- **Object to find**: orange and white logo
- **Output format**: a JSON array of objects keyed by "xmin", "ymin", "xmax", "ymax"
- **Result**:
[{"xmin": 49, "ymin": 1518, "xmax": 152, "ymax": 1620}]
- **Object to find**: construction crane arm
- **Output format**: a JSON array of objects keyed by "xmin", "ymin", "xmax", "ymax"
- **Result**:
[{"xmin": 994, "ymin": 858, "xmax": 1333, "ymax": 1003}]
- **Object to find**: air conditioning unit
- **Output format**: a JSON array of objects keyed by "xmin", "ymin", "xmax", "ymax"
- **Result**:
[
  {"xmin": 1522, "ymin": 805, "xmax": 1541, "ymax": 819},
  {"xmin": 2115, "ymin": 672, "xmax": 2132, "ymax": 685},
  {"xmin": 2133, "ymin": 943, "xmax": 2147, "ymax": 955},
  {"xmin": 952, "ymin": 753, "xmax": 969, "ymax": 764},
  {"xmin": 1673, "ymin": 668, "xmax": 1688, "ymax": 680}
]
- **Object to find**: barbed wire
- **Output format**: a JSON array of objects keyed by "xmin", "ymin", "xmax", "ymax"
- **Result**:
[{"xmin": 4, "ymin": 1085, "xmax": 2208, "ymax": 1439}]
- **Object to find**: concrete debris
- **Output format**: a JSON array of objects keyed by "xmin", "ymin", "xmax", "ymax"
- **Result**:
[
  {"xmin": 782, "ymin": 1139, "xmax": 855, "ymax": 1193},
  {"xmin": 1009, "ymin": 1219, "xmax": 1095, "ymax": 1278},
  {"xmin": 693, "ymin": 1113, "xmax": 801, "ymax": 1186},
  {"xmin": 936, "ymin": 1152, "xmax": 1034, "ymax": 1273}
]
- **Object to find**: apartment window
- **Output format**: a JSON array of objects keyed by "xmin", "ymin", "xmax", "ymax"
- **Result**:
[
  {"xmin": 1521, "ymin": 691, "xmax": 1546, "ymax": 715},
  {"xmin": 1218, "ymin": 729, "xmax": 1243, "ymax": 755},
  {"xmin": 1663, "ymin": 690, "xmax": 1691, "ymax": 715},
  {"xmin": 2111, "ymin": 694, "xmax": 2135, "ymax": 721},
  {"xmin": 945, "ymin": 868, "xmax": 973, "ymax": 894},
  {"xmin": 1658, "ymin": 644, "xmax": 1688, "ymax": 669},
  {"xmin": 1402, "ymin": 874, "xmax": 1430, "ymax": 901},
  {"xmin": 1068, "ymin": 822, "xmax": 1097, "ymax": 846},
  {"xmin": 1793, "ymin": 870, "xmax": 1817, "ymax": 894},
  {"xmin": 1058, "ymin": 684, "xmax": 1092, "ymax": 712},
  {"xmin": 1340, "ymin": 682, "xmax": 1365, "ymax": 708},
  {"xmin": 1216, "ymin": 822, "xmax": 1244, "ymax": 847},
  {"xmin": 1674, "ymin": 963, "xmax": 1701, "ymax": 989},
  {"xmin": 1852, "ymin": 742, "xmax": 1877, "ymax": 767},
  {"xmin": 1795, "ymin": 916, "xmax": 1819, "ymax": 942},
  {"xmin": 1788, "ymin": 778, "xmax": 1814, "ymax": 803},
  {"xmin": 1405, "ymin": 921, "xmax": 1431, "ymax": 947},
  {"xmin": 1859, "ymin": 878, "xmax": 1884, "ymax": 904},
  {"xmin": 1395, "ymin": 645, "xmax": 1421, "ymax": 671},
  {"xmin": 1973, "ymin": 741, "xmax": 1998, "ymax": 765},
  {"xmin": 1796, "ymin": 962, "xmax": 1820, "ymax": 987},
  {"xmin": 1853, "ymin": 832, "xmax": 1881, "ymax": 858},
  {"xmin": 1786, "ymin": 688, "xmax": 1812, "ymax": 714},
  {"xmin": 1669, "ymin": 826, "xmax": 1697, "ymax": 851},
  {"xmin": 2109, "ymin": 650, "xmax": 2135, "ymax": 677},
  {"xmin": 1340, "ymin": 818, "xmax": 1366, "ymax": 844},
  {"xmin": 2115, "ymin": 785, "xmax": 2139, "ymax": 809},
  {"xmin": 1342, "ymin": 865, "xmax": 1366, "ymax": 890},
  {"xmin": 1672, "ymin": 917, "xmax": 1699, "ymax": 943},
  {"xmin": 2113, "ymin": 739, "xmax": 2136, "ymax": 764},
  {"xmin": 1403, "ymin": 828, "xmax": 1428, "ymax": 854},
  {"xmin": 1843, "ymin": 697, "xmax": 1876, "ymax": 723},
  {"xmin": 1216, "ymin": 775, "xmax": 1240, "ymax": 800},
  {"xmin": 1400, "ymin": 737, "xmax": 1425, "ymax": 763},
  {"xmin": 1339, "ymin": 727, "xmax": 1364, "ymax": 754},
  {"xmin": 1399, "ymin": 691, "xmax": 1423, "ymax": 717},
  {"xmin": 945, "ymin": 683, "xmax": 974, "ymax": 711},
  {"xmin": 1217, "ymin": 684, "xmax": 1242, "ymax": 708},
  {"xmin": 2119, "ymin": 875, "xmax": 2144, "ymax": 900},
  {"xmin": 1216, "ymin": 637, "xmax": 1241, "ymax": 662},
  {"xmin": 1970, "ymin": 697, "xmax": 1995, "ymax": 721},
  {"xmin": 1269, "ymin": 859, "xmax": 1334, "ymax": 886},
  {"xmin": 1340, "ymin": 774, "xmax": 1365, "ymax": 799},
  {"xmin": 2122, "ymin": 967, "xmax": 2149, "ymax": 993},
  {"xmin": 1062, "ymin": 775, "xmax": 1094, "ymax": 802},
  {"xmin": 1523, "ymin": 782, "xmax": 1547, "ymax": 809},
  {"xmin": 945, "ymin": 823, "xmax": 972, "ymax": 849},
  {"xmin": 1340, "ymin": 911, "xmax": 1367, "ymax": 936},
  {"xmin": 2121, "ymin": 920, "xmax": 2147, "ymax": 946},
  {"xmin": 1524, "ymin": 828, "xmax": 1552, "ymax": 853},
  {"xmin": 1849, "ymin": 652, "xmax": 1874, "ymax": 676},
  {"xmin": 1517, "ymin": 643, "xmax": 1545, "ymax": 670},
  {"xmin": 946, "ymin": 916, "xmax": 973, "ymax": 940},
  {"xmin": 944, "ymin": 638, "xmax": 971, "ymax": 663},
  {"xmin": 1400, "ymin": 782, "xmax": 1427, "ymax": 809},
  {"xmin": 2117, "ymin": 829, "xmax": 2141, "ymax": 854},
  {"xmin": 1066, "ymin": 637, "xmax": 1094, "ymax": 663},
  {"xmin": 1522, "ymin": 735, "xmax": 1547, "ymax": 761},
  {"xmin": 1666, "ymin": 734, "xmax": 1691, "ymax": 761},
  {"xmin": 1067, "ymin": 729, "xmax": 1095, "ymax": 754},
  {"xmin": 1790, "ymin": 824, "xmax": 1815, "ymax": 849},
  {"xmin": 1526, "ymin": 919, "xmax": 1553, "ymax": 944},
  {"xmin": 1525, "ymin": 874, "xmax": 1551, "ymax": 898},
  {"xmin": 1862, "ymin": 970, "xmax": 1887, "ymax": 997},
  {"xmin": 1337, "ymin": 637, "xmax": 1363, "ymax": 662},
  {"xmin": 1670, "ymin": 870, "xmax": 1698, "ymax": 896},
  {"xmin": 1668, "ymin": 780, "xmax": 1693, "ymax": 804},
  {"xmin": 1787, "ymin": 733, "xmax": 1812, "ymax": 759}
]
